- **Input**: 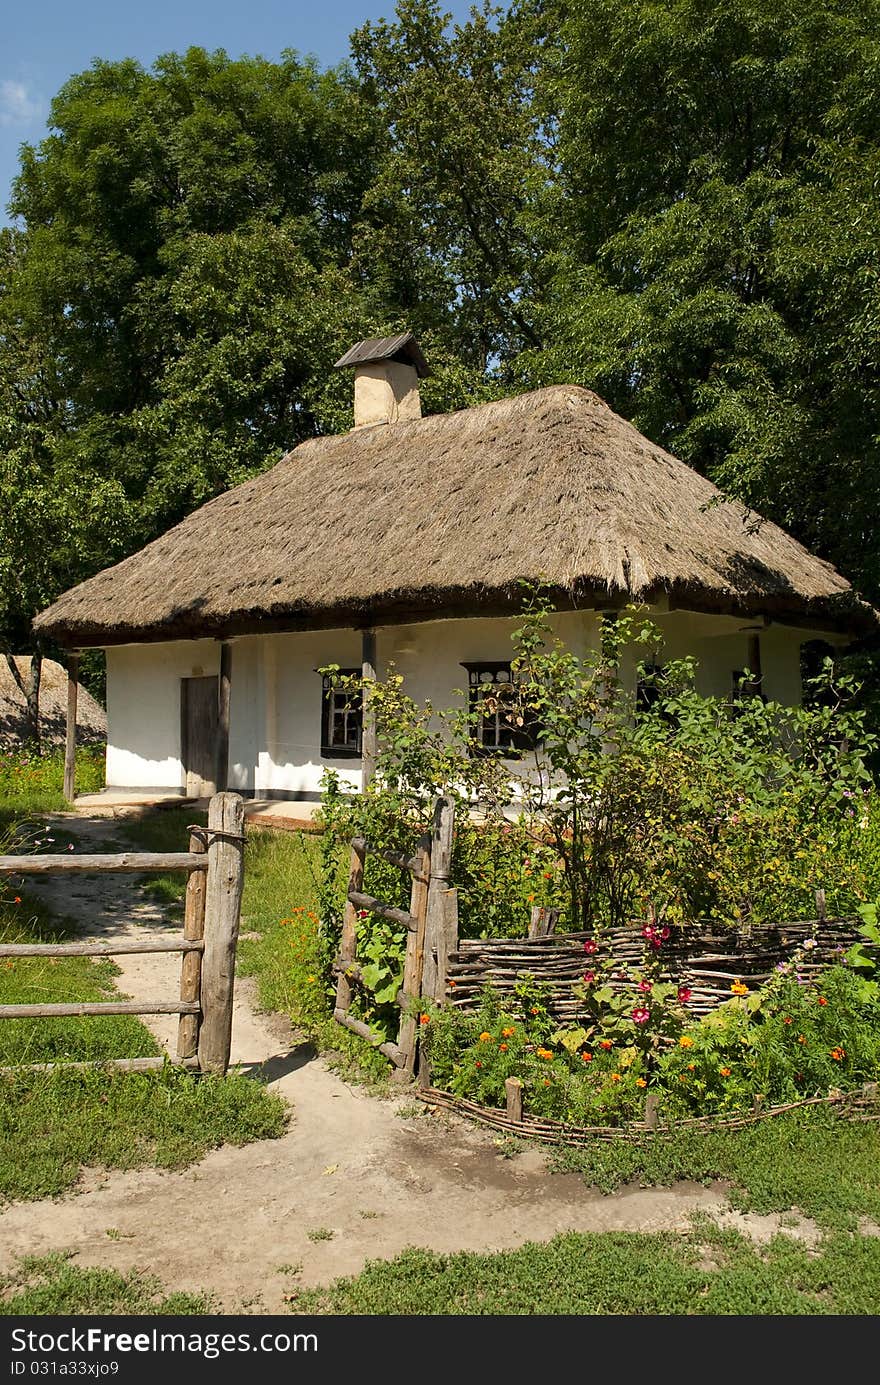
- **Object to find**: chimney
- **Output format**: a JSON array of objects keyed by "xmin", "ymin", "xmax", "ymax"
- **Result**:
[{"xmin": 333, "ymin": 332, "xmax": 430, "ymax": 428}]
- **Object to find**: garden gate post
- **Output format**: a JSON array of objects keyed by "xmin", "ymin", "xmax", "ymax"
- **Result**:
[
  {"xmin": 397, "ymin": 830, "xmax": 432, "ymax": 1075},
  {"xmin": 420, "ymin": 796, "xmax": 456, "ymax": 1005},
  {"xmin": 197, "ymin": 792, "xmax": 246, "ymax": 1075},
  {"xmin": 177, "ymin": 827, "xmax": 207, "ymax": 1061}
]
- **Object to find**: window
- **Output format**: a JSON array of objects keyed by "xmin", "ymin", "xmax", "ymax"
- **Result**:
[
  {"xmin": 636, "ymin": 662, "xmax": 665, "ymax": 714},
  {"xmin": 320, "ymin": 669, "xmax": 362, "ymax": 758},
  {"xmin": 731, "ymin": 670, "xmax": 766, "ymax": 705},
  {"xmin": 461, "ymin": 662, "xmax": 537, "ymax": 755}
]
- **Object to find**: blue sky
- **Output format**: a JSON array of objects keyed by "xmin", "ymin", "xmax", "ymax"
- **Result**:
[{"xmin": 1, "ymin": 0, "xmax": 479, "ymax": 224}]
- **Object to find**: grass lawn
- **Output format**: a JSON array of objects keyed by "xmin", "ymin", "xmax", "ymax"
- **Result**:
[
  {"xmin": 293, "ymin": 1221, "xmax": 880, "ymax": 1315},
  {"xmin": 0, "ymin": 1253, "xmax": 212, "ymax": 1315},
  {"xmin": 0, "ymin": 794, "xmax": 288, "ymax": 1204}
]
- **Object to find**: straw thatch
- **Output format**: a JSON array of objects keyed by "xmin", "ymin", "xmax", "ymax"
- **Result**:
[
  {"xmin": 34, "ymin": 385, "xmax": 877, "ymax": 647},
  {"xmin": 0, "ymin": 657, "xmax": 105, "ymax": 749}
]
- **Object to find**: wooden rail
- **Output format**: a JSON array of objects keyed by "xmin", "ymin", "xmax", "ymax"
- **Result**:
[
  {"xmin": 0, "ymin": 792, "xmax": 245, "ymax": 1076},
  {"xmin": 0, "ymin": 852, "xmax": 207, "ymax": 875},
  {"xmin": 0, "ymin": 940, "xmax": 204, "ymax": 958},
  {"xmin": 0, "ymin": 1001, "xmax": 199, "ymax": 1019}
]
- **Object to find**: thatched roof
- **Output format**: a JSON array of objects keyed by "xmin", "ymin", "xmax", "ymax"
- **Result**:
[
  {"xmin": 0, "ymin": 657, "xmax": 106, "ymax": 748},
  {"xmin": 34, "ymin": 385, "xmax": 877, "ymax": 647}
]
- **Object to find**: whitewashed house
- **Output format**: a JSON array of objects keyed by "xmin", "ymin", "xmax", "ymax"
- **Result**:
[{"xmin": 35, "ymin": 334, "xmax": 877, "ymax": 803}]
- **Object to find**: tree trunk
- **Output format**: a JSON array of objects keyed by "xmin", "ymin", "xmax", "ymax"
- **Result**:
[{"xmin": 26, "ymin": 653, "xmax": 42, "ymax": 749}]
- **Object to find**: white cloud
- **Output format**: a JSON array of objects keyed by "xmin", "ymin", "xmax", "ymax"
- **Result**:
[{"xmin": 0, "ymin": 80, "xmax": 43, "ymax": 129}]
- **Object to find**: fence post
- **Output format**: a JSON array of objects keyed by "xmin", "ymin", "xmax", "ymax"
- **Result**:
[
  {"xmin": 420, "ymin": 796, "xmax": 456, "ymax": 1005},
  {"xmin": 396, "ymin": 831, "xmax": 432, "ymax": 1077},
  {"xmin": 198, "ymin": 793, "xmax": 245, "ymax": 1075},
  {"xmin": 334, "ymin": 839, "xmax": 366, "ymax": 1017},
  {"xmin": 177, "ymin": 827, "xmax": 207, "ymax": 1061}
]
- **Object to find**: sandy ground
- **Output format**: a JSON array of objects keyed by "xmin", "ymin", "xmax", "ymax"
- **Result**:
[{"xmin": 0, "ymin": 815, "xmax": 820, "ymax": 1312}]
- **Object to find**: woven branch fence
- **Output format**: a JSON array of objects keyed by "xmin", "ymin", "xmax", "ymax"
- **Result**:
[
  {"xmin": 416, "ymin": 1085, "xmax": 880, "ymax": 1146},
  {"xmin": 446, "ymin": 915, "xmax": 864, "ymax": 1020}
]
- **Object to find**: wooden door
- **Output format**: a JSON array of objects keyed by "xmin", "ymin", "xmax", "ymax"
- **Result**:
[{"xmin": 181, "ymin": 676, "xmax": 218, "ymax": 797}]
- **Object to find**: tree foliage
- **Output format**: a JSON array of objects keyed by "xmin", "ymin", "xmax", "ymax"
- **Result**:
[{"xmin": 2, "ymin": 0, "xmax": 879, "ymax": 670}]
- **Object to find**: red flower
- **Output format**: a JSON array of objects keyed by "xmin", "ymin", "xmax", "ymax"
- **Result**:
[
  {"xmin": 599, "ymin": 1039, "xmax": 613, "ymax": 1051},
  {"xmin": 677, "ymin": 987, "xmax": 691, "ymax": 1004},
  {"xmin": 631, "ymin": 1007, "xmax": 650, "ymax": 1025},
  {"xmin": 583, "ymin": 970, "xmax": 596, "ymax": 985},
  {"xmin": 581, "ymin": 1052, "xmax": 593, "ymax": 1063},
  {"xmin": 783, "ymin": 1016, "xmax": 793, "ymax": 1025},
  {"xmin": 818, "ymin": 997, "xmax": 828, "ymax": 1006},
  {"xmin": 583, "ymin": 939, "xmax": 598, "ymax": 955}
]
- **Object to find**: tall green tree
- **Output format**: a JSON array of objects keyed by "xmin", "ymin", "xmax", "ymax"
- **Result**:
[
  {"xmin": 0, "ymin": 47, "xmax": 382, "ymax": 663},
  {"xmin": 531, "ymin": 0, "xmax": 880, "ymax": 603}
]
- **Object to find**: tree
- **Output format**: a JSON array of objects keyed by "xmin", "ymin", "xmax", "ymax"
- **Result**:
[{"xmin": 529, "ymin": 0, "xmax": 880, "ymax": 604}]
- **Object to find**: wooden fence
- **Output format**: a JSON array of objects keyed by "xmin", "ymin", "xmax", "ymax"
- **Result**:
[
  {"xmin": 334, "ymin": 795, "xmax": 458, "ymax": 1075},
  {"xmin": 0, "ymin": 792, "xmax": 245, "ymax": 1076},
  {"xmin": 445, "ymin": 908, "xmax": 864, "ymax": 1022}
]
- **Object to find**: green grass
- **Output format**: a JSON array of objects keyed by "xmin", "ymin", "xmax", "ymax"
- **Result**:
[
  {"xmin": 0, "ymin": 1064, "xmax": 287, "ymax": 1201},
  {"xmin": 0, "ymin": 746, "xmax": 104, "ymax": 833},
  {"xmin": 0, "ymin": 807, "xmax": 288, "ymax": 1204},
  {"xmin": 292, "ymin": 1224, "xmax": 880, "ymax": 1315},
  {"xmin": 0, "ymin": 853, "xmax": 159, "ymax": 1067},
  {"xmin": 0, "ymin": 1252, "xmax": 213, "ymax": 1315},
  {"xmin": 550, "ymin": 1106, "xmax": 880, "ymax": 1229}
]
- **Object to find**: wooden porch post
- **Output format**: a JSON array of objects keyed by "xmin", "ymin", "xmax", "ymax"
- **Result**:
[
  {"xmin": 216, "ymin": 641, "xmax": 232, "ymax": 792},
  {"xmin": 361, "ymin": 627, "xmax": 377, "ymax": 790},
  {"xmin": 63, "ymin": 654, "xmax": 79, "ymax": 803}
]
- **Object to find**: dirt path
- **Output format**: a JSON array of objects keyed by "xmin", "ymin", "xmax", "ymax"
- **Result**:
[{"xmin": 0, "ymin": 814, "xmax": 813, "ymax": 1312}]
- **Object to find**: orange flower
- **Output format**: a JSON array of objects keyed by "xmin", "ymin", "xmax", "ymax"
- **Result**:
[
  {"xmin": 478, "ymin": 1031, "xmax": 492, "ymax": 1042},
  {"xmin": 499, "ymin": 1043, "xmax": 508, "ymax": 1052},
  {"xmin": 686, "ymin": 1062, "xmax": 696, "ymax": 1071},
  {"xmin": 501, "ymin": 1026, "xmax": 516, "ymax": 1038},
  {"xmin": 719, "ymin": 1067, "xmax": 731, "ymax": 1077},
  {"xmin": 599, "ymin": 1039, "xmax": 613, "ymax": 1051},
  {"xmin": 818, "ymin": 996, "xmax": 828, "ymax": 1006},
  {"xmin": 536, "ymin": 1048, "xmax": 554, "ymax": 1061},
  {"xmin": 581, "ymin": 1052, "xmax": 593, "ymax": 1063},
  {"xmin": 830, "ymin": 1047, "xmax": 845, "ymax": 1061},
  {"xmin": 419, "ymin": 1014, "xmax": 430, "ymax": 1026},
  {"xmin": 636, "ymin": 1077, "xmax": 647, "ymax": 1088},
  {"xmin": 13, "ymin": 896, "xmax": 21, "ymax": 905},
  {"xmin": 678, "ymin": 1035, "xmax": 694, "ymax": 1049},
  {"xmin": 730, "ymin": 981, "xmax": 748, "ymax": 996},
  {"xmin": 449, "ymin": 980, "xmax": 457, "ymax": 989},
  {"xmin": 543, "ymin": 1078, "xmax": 551, "ymax": 1086},
  {"xmin": 798, "ymin": 1035, "xmax": 807, "ymax": 1045},
  {"xmin": 530, "ymin": 1007, "xmax": 539, "ymax": 1015},
  {"xmin": 610, "ymin": 1073, "xmax": 621, "ymax": 1082}
]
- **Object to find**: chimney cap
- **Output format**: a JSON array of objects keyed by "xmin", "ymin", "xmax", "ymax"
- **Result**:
[{"xmin": 333, "ymin": 332, "xmax": 430, "ymax": 378}]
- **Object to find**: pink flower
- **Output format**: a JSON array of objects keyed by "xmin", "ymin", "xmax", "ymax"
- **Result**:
[
  {"xmin": 638, "ymin": 980, "xmax": 652, "ymax": 993},
  {"xmin": 660, "ymin": 925, "xmax": 670, "ymax": 940},
  {"xmin": 583, "ymin": 970, "xmax": 596, "ymax": 985},
  {"xmin": 641, "ymin": 924, "xmax": 655, "ymax": 941},
  {"xmin": 631, "ymin": 1007, "xmax": 650, "ymax": 1025},
  {"xmin": 583, "ymin": 939, "xmax": 598, "ymax": 955},
  {"xmin": 677, "ymin": 987, "xmax": 692, "ymax": 1004}
]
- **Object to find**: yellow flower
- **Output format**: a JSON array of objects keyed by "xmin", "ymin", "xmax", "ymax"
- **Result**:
[
  {"xmin": 305, "ymin": 975, "xmax": 316, "ymax": 983},
  {"xmin": 478, "ymin": 1032, "xmax": 492, "ymax": 1043},
  {"xmin": 636, "ymin": 1077, "xmax": 647, "ymax": 1088},
  {"xmin": 730, "ymin": 981, "xmax": 749, "ymax": 996},
  {"xmin": 536, "ymin": 1047, "xmax": 554, "ymax": 1061},
  {"xmin": 679, "ymin": 1035, "xmax": 694, "ymax": 1049}
]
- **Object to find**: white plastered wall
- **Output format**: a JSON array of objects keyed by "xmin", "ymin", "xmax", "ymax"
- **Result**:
[{"xmin": 103, "ymin": 610, "xmax": 843, "ymax": 794}]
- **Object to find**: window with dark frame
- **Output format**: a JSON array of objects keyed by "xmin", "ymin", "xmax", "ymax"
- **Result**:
[
  {"xmin": 320, "ymin": 669, "xmax": 362, "ymax": 758},
  {"xmin": 731, "ymin": 669, "xmax": 767, "ymax": 706},
  {"xmin": 461, "ymin": 661, "xmax": 537, "ymax": 756},
  {"xmin": 636, "ymin": 662, "xmax": 665, "ymax": 714}
]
